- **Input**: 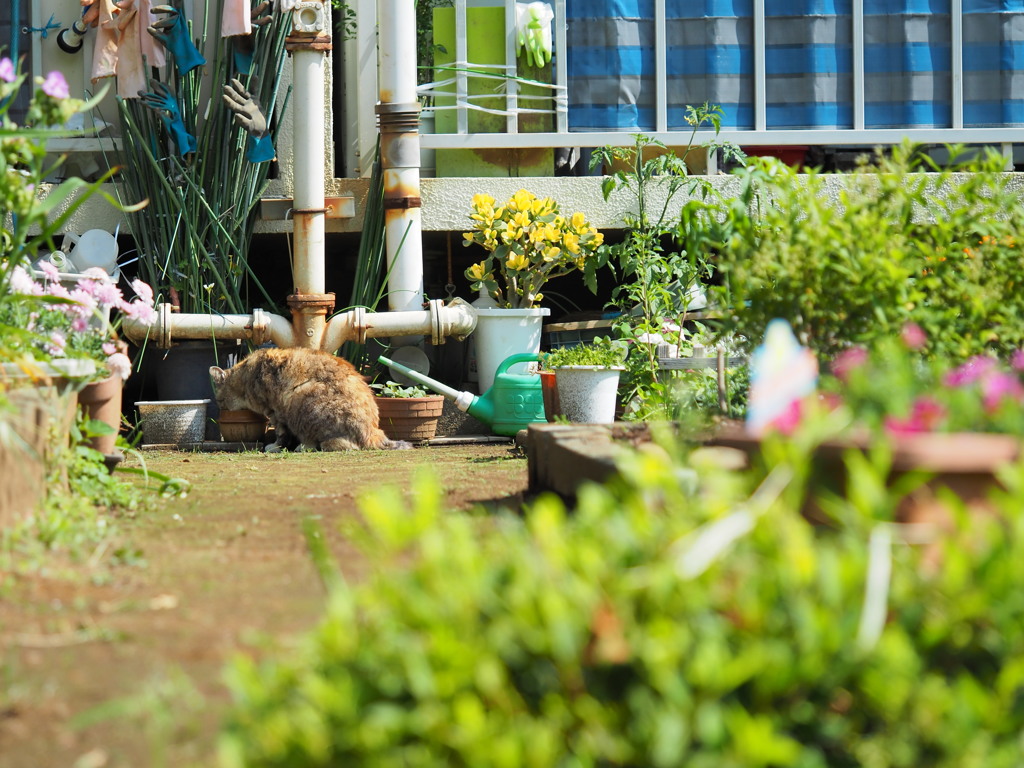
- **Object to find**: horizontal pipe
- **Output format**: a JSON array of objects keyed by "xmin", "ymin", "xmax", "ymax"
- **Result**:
[
  {"xmin": 122, "ymin": 307, "xmax": 296, "ymax": 349},
  {"xmin": 125, "ymin": 301, "xmax": 477, "ymax": 356}
]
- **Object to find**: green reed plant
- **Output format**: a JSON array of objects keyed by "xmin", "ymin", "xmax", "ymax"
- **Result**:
[{"xmin": 114, "ymin": 1, "xmax": 292, "ymax": 315}]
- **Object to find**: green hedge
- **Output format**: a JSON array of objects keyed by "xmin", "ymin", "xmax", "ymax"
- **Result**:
[{"xmin": 219, "ymin": 438, "xmax": 1024, "ymax": 767}]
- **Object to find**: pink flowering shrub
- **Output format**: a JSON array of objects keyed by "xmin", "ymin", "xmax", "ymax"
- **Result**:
[
  {"xmin": 1, "ymin": 265, "xmax": 154, "ymax": 380},
  {"xmin": 1, "ymin": 57, "xmax": 137, "ymax": 378},
  {"xmin": 817, "ymin": 325, "xmax": 1024, "ymax": 437}
]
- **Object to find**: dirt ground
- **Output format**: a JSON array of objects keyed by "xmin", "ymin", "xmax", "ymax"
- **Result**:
[{"xmin": 0, "ymin": 442, "xmax": 528, "ymax": 768}]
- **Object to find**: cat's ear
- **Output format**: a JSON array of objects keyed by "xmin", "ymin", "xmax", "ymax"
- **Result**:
[{"xmin": 209, "ymin": 366, "xmax": 227, "ymax": 390}]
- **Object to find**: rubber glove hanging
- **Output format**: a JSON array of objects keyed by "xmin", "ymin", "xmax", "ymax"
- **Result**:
[
  {"xmin": 138, "ymin": 80, "xmax": 197, "ymax": 155},
  {"xmin": 222, "ymin": 77, "xmax": 274, "ymax": 163},
  {"xmin": 148, "ymin": 4, "xmax": 206, "ymax": 75},
  {"xmin": 232, "ymin": 1, "xmax": 272, "ymax": 75},
  {"xmin": 515, "ymin": 2, "xmax": 553, "ymax": 68}
]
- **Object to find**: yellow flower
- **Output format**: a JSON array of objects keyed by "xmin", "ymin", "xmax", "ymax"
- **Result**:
[
  {"xmin": 467, "ymin": 262, "xmax": 489, "ymax": 280},
  {"xmin": 502, "ymin": 226, "xmax": 522, "ymax": 244},
  {"xmin": 543, "ymin": 246, "xmax": 561, "ymax": 262},
  {"xmin": 530, "ymin": 196, "xmax": 556, "ymax": 216},
  {"xmin": 563, "ymin": 232, "xmax": 581, "ymax": 254},
  {"xmin": 510, "ymin": 189, "xmax": 535, "ymax": 211},
  {"xmin": 472, "ymin": 192, "xmax": 495, "ymax": 210},
  {"xmin": 462, "ymin": 232, "xmax": 476, "ymax": 245},
  {"xmin": 571, "ymin": 211, "xmax": 587, "ymax": 230},
  {"xmin": 506, "ymin": 252, "xmax": 530, "ymax": 271},
  {"xmin": 589, "ymin": 230, "xmax": 604, "ymax": 247},
  {"xmin": 512, "ymin": 210, "xmax": 532, "ymax": 229}
]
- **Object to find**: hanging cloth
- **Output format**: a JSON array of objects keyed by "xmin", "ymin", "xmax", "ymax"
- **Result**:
[
  {"xmin": 138, "ymin": 0, "xmax": 166, "ymax": 68},
  {"xmin": 222, "ymin": 0, "xmax": 252, "ymax": 38},
  {"xmin": 113, "ymin": 1, "xmax": 148, "ymax": 98},
  {"xmin": 90, "ymin": 0, "xmax": 122, "ymax": 82},
  {"xmin": 87, "ymin": 0, "xmax": 147, "ymax": 97}
]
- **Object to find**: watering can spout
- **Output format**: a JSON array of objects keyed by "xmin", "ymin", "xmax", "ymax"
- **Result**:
[{"xmin": 378, "ymin": 356, "xmax": 476, "ymax": 411}]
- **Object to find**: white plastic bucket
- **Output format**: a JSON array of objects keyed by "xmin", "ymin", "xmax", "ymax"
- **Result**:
[
  {"xmin": 65, "ymin": 229, "xmax": 119, "ymax": 276},
  {"xmin": 472, "ymin": 307, "xmax": 550, "ymax": 392},
  {"xmin": 554, "ymin": 366, "xmax": 623, "ymax": 424}
]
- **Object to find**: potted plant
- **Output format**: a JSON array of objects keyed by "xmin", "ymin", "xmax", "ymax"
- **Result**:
[
  {"xmin": 541, "ymin": 337, "xmax": 626, "ymax": 424},
  {"xmin": 371, "ymin": 380, "xmax": 445, "ymax": 443},
  {"xmin": 463, "ymin": 189, "xmax": 605, "ymax": 392}
]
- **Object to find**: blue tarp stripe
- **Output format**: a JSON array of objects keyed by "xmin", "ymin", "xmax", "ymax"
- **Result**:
[
  {"xmin": 863, "ymin": 43, "xmax": 952, "ymax": 72},
  {"xmin": 667, "ymin": 46, "xmax": 752, "ymax": 74},
  {"xmin": 963, "ymin": 42, "xmax": 1024, "ymax": 70},
  {"xmin": 765, "ymin": 45, "xmax": 852, "ymax": 74}
]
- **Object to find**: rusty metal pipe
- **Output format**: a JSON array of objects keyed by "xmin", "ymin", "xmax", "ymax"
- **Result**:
[
  {"xmin": 286, "ymin": 1, "xmax": 331, "ymax": 345},
  {"xmin": 121, "ymin": 305, "xmax": 297, "ymax": 349},
  {"xmin": 376, "ymin": 0, "xmax": 424, "ymax": 316}
]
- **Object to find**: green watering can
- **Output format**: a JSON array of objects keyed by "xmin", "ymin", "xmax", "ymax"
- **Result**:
[{"xmin": 378, "ymin": 353, "xmax": 547, "ymax": 437}]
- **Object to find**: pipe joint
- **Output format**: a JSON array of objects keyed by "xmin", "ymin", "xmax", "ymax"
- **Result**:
[
  {"xmin": 286, "ymin": 0, "xmax": 331, "ymax": 50},
  {"xmin": 375, "ymin": 102, "xmax": 422, "ymax": 133},
  {"xmin": 287, "ymin": 292, "xmax": 336, "ymax": 315},
  {"xmin": 431, "ymin": 297, "xmax": 477, "ymax": 344}
]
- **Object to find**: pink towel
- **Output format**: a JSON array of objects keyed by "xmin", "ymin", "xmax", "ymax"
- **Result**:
[{"xmin": 221, "ymin": 0, "xmax": 251, "ymax": 38}]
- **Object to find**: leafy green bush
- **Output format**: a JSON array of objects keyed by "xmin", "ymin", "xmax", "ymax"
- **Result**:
[
  {"xmin": 219, "ymin": 431, "xmax": 1024, "ymax": 767},
  {"xmin": 711, "ymin": 143, "xmax": 1024, "ymax": 363}
]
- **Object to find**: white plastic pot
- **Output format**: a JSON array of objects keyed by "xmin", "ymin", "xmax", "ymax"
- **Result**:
[
  {"xmin": 472, "ymin": 307, "xmax": 550, "ymax": 392},
  {"xmin": 553, "ymin": 366, "xmax": 624, "ymax": 424}
]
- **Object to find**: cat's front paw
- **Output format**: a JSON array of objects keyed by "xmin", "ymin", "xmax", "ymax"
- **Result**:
[{"xmin": 263, "ymin": 441, "xmax": 285, "ymax": 453}]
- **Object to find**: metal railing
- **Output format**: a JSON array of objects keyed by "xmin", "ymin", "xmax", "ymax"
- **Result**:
[{"xmin": 349, "ymin": 0, "xmax": 1022, "ymax": 175}]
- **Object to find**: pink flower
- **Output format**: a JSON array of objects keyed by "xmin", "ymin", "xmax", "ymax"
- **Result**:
[
  {"xmin": 944, "ymin": 356, "xmax": 998, "ymax": 388},
  {"xmin": 0, "ymin": 58, "xmax": 15, "ymax": 84},
  {"xmin": 900, "ymin": 322, "xmax": 927, "ymax": 350},
  {"xmin": 766, "ymin": 398, "xmax": 804, "ymax": 436},
  {"xmin": 71, "ymin": 316, "xmax": 90, "ymax": 333},
  {"xmin": 130, "ymin": 279, "xmax": 154, "ymax": 306},
  {"xmin": 884, "ymin": 396, "xmax": 946, "ymax": 435},
  {"xmin": 830, "ymin": 346, "xmax": 868, "ymax": 382},
  {"xmin": 102, "ymin": 342, "xmax": 117, "ymax": 356},
  {"xmin": 9, "ymin": 266, "xmax": 38, "ymax": 294},
  {"xmin": 1011, "ymin": 349, "xmax": 1024, "ymax": 372},
  {"xmin": 38, "ymin": 260, "xmax": 61, "ymax": 283},
  {"xmin": 982, "ymin": 372, "xmax": 1024, "ymax": 412},
  {"xmin": 40, "ymin": 71, "xmax": 69, "ymax": 99},
  {"xmin": 123, "ymin": 300, "xmax": 157, "ymax": 327},
  {"xmin": 105, "ymin": 352, "xmax": 132, "ymax": 381},
  {"xmin": 47, "ymin": 331, "xmax": 67, "ymax": 356}
]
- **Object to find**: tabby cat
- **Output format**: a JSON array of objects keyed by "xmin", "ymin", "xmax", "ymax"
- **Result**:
[{"xmin": 209, "ymin": 347, "xmax": 411, "ymax": 451}]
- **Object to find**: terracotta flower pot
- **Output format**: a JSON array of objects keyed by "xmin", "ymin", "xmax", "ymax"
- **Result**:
[
  {"xmin": 218, "ymin": 408, "xmax": 269, "ymax": 443},
  {"xmin": 376, "ymin": 395, "xmax": 445, "ymax": 442},
  {"xmin": 77, "ymin": 373, "xmax": 123, "ymax": 455}
]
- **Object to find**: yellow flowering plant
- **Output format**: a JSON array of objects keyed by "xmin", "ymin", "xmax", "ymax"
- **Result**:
[{"xmin": 463, "ymin": 189, "xmax": 605, "ymax": 309}]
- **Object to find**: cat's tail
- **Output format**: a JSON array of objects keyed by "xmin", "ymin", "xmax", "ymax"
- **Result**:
[{"xmin": 365, "ymin": 428, "xmax": 413, "ymax": 450}]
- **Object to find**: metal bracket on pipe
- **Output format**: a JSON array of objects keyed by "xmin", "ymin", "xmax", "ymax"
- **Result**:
[{"xmin": 260, "ymin": 196, "xmax": 355, "ymax": 220}]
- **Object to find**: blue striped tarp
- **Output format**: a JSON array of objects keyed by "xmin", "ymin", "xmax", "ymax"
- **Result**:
[{"xmin": 566, "ymin": 0, "xmax": 1024, "ymax": 131}]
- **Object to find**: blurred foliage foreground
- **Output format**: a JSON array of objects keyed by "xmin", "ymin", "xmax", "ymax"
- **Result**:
[{"xmin": 218, "ymin": 422, "xmax": 1024, "ymax": 768}]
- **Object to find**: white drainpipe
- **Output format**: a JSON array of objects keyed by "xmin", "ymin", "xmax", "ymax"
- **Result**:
[
  {"xmin": 122, "ymin": 0, "xmax": 475, "ymax": 354},
  {"xmin": 376, "ymin": 0, "xmax": 425, "ymax": 314}
]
